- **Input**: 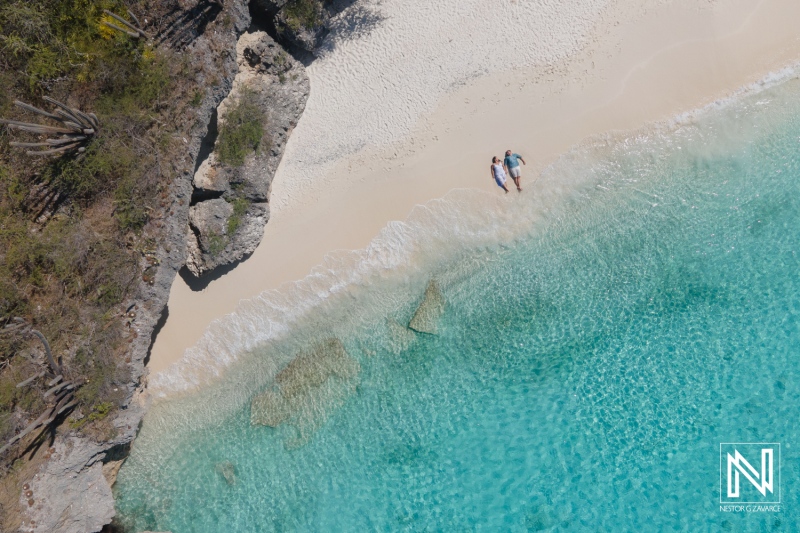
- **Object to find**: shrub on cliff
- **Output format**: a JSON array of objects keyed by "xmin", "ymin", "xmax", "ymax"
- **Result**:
[
  {"xmin": 216, "ymin": 88, "xmax": 267, "ymax": 167},
  {"xmin": 283, "ymin": 0, "xmax": 324, "ymax": 32}
]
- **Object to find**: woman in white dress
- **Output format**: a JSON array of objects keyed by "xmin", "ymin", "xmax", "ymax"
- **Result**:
[{"xmin": 490, "ymin": 156, "xmax": 510, "ymax": 193}]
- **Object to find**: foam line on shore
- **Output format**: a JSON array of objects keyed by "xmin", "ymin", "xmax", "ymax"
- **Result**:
[
  {"xmin": 146, "ymin": 0, "xmax": 800, "ymax": 377},
  {"xmin": 148, "ymin": 62, "xmax": 800, "ymax": 399}
]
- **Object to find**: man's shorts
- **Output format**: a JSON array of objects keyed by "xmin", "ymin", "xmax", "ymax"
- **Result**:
[{"xmin": 509, "ymin": 166, "xmax": 521, "ymax": 178}]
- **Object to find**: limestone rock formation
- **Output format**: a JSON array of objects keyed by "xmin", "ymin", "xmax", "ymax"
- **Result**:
[
  {"xmin": 189, "ymin": 197, "xmax": 234, "ymax": 252},
  {"xmin": 193, "ymin": 157, "xmax": 230, "ymax": 194},
  {"xmin": 185, "ymin": 30, "xmax": 310, "ymax": 276},
  {"xmin": 24, "ymin": 439, "xmax": 116, "ymax": 533},
  {"xmin": 15, "ymin": 1, "xmax": 369, "ymax": 530},
  {"xmin": 408, "ymin": 280, "xmax": 446, "ymax": 334},
  {"xmin": 274, "ymin": 11, "xmax": 330, "ymax": 53},
  {"xmin": 252, "ymin": 0, "xmax": 329, "ymax": 53}
]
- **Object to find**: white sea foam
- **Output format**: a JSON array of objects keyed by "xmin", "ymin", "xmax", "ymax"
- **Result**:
[
  {"xmin": 148, "ymin": 189, "xmax": 536, "ymax": 397},
  {"xmin": 670, "ymin": 62, "xmax": 800, "ymax": 127},
  {"xmin": 147, "ymin": 0, "xmax": 800, "ymax": 400},
  {"xmin": 150, "ymin": 130, "xmax": 621, "ymax": 398},
  {"xmin": 148, "ymin": 64, "xmax": 800, "ymax": 400}
]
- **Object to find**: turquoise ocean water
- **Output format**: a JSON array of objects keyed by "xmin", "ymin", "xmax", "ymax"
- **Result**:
[{"xmin": 115, "ymin": 76, "xmax": 800, "ymax": 532}]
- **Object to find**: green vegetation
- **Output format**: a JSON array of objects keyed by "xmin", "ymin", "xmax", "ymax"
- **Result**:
[
  {"xmin": 88, "ymin": 401, "xmax": 114, "ymax": 422},
  {"xmin": 0, "ymin": 0, "xmax": 211, "ymax": 455},
  {"xmin": 207, "ymin": 233, "xmax": 226, "ymax": 257},
  {"xmin": 206, "ymin": 195, "xmax": 250, "ymax": 256},
  {"xmin": 190, "ymin": 90, "xmax": 203, "ymax": 108},
  {"xmin": 274, "ymin": 50, "xmax": 288, "ymax": 69},
  {"xmin": 227, "ymin": 197, "xmax": 249, "ymax": 235},
  {"xmin": 283, "ymin": 0, "xmax": 323, "ymax": 32},
  {"xmin": 216, "ymin": 88, "xmax": 267, "ymax": 167}
]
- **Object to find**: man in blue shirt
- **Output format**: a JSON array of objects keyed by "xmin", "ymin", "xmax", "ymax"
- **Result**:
[{"xmin": 503, "ymin": 150, "xmax": 526, "ymax": 192}]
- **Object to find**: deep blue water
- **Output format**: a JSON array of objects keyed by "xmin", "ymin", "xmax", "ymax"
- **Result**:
[{"xmin": 115, "ymin": 78, "xmax": 800, "ymax": 532}]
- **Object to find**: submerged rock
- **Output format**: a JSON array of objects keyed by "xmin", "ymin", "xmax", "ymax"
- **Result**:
[
  {"xmin": 250, "ymin": 389, "xmax": 290, "ymax": 427},
  {"xmin": 525, "ymin": 504, "xmax": 558, "ymax": 531},
  {"xmin": 276, "ymin": 338, "xmax": 360, "ymax": 398},
  {"xmin": 214, "ymin": 461, "xmax": 237, "ymax": 485},
  {"xmin": 386, "ymin": 317, "xmax": 418, "ymax": 354},
  {"xmin": 408, "ymin": 280, "xmax": 446, "ymax": 334},
  {"xmin": 250, "ymin": 339, "xmax": 361, "ymax": 445}
]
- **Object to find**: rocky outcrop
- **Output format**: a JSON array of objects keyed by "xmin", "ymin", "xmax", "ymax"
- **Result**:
[
  {"xmin": 17, "ymin": 1, "xmax": 251, "ymax": 531},
  {"xmin": 185, "ymin": 30, "xmax": 309, "ymax": 276},
  {"xmin": 25, "ymin": 447, "xmax": 112, "ymax": 533},
  {"xmin": 275, "ymin": 10, "xmax": 330, "ymax": 53},
  {"xmin": 190, "ymin": 198, "xmax": 234, "ymax": 237},
  {"xmin": 252, "ymin": 0, "xmax": 329, "ymax": 53}
]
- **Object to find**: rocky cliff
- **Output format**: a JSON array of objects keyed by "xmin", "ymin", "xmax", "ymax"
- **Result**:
[
  {"xmin": 16, "ymin": 1, "xmax": 249, "ymax": 530},
  {"xmin": 5, "ymin": 0, "xmax": 353, "ymax": 531}
]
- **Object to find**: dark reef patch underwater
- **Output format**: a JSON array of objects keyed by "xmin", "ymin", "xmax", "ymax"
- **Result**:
[{"xmin": 115, "ymin": 76, "xmax": 800, "ymax": 532}]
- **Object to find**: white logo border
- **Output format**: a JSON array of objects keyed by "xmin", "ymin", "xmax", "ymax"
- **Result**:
[{"xmin": 719, "ymin": 442, "xmax": 781, "ymax": 504}]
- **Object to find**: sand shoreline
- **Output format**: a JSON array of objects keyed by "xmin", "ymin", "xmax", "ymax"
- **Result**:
[{"xmin": 148, "ymin": 0, "xmax": 800, "ymax": 377}]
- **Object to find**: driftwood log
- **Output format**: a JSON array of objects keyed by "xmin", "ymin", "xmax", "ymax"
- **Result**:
[
  {"xmin": 101, "ymin": 9, "xmax": 152, "ymax": 40},
  {"xmin": 0, "ymin": 318, "xmax": 81, "ymax": 456},
  {"xmin": 0, "ymin": 97, "xmax": 99, "ymax": 157}
]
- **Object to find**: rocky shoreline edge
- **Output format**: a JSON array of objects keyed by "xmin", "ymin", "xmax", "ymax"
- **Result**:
[{"xmin": 14, "ymin": 1, "xmax": 345, "ymax": 531}]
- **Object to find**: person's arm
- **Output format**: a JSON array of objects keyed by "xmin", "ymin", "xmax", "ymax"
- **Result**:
[
  {"xmin": 518, "ymin": 154, "xmax": 526, "ymax": 165},
  {"xmin": 490, "ymin": 165, "xmax": 494, "ymax": 180}
]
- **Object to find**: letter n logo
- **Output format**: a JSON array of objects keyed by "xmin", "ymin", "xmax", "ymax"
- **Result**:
[{"xmin": 720, "ymin": 443, "xmax": 780, "ymax": 504}]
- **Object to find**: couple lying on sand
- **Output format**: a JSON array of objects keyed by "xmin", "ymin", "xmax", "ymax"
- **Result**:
[{"xmin": 491, "ymin": 150, "xmax": 526, "ymax": 193}]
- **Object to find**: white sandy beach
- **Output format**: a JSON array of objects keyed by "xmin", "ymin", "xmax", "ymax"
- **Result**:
[{"xmin": 147, "ymin": 0, "xmax": 800, "ymax": 386}]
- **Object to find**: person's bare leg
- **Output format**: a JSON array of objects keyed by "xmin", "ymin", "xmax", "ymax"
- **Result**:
[
  {"xmin": 513, "ymin": 177, "xmax": 522, "ymax": 191},
  {"xmin": 502, "ymin": 183, "xmax": 510, "ymax": 193}
]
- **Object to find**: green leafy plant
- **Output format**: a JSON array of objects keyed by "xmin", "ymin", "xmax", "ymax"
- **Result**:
[
  {"xmin": 0, "ymin": 0, "xmax": 196, "ymax": 462},
  {"xmin": 283, "ymin": 0, "xmax": 323, "ymax": 32},
  {"xmin": 216, "ymin": 88, "xmax": 266, "ymax": 167},
  {"xmin": 207, "ymin": 233, "xmax": 226, "ymax": 256},
  {"xmin": 190, "ymin": 89, "xmax": 203, "ymax": 108},
  {"xmin": 226, "ymin": 197, "xmax": 249, "ymax": 235}
]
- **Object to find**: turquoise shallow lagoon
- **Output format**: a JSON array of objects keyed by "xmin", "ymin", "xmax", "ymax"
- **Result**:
[{"xmin": 116, "ymin": 77, "xmax": 800, "ymax": 532}]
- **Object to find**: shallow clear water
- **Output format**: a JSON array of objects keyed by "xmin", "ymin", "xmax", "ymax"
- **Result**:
[{"xmin": 116, "ymin": 77, "xmax": 800, "ymax": 532}]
